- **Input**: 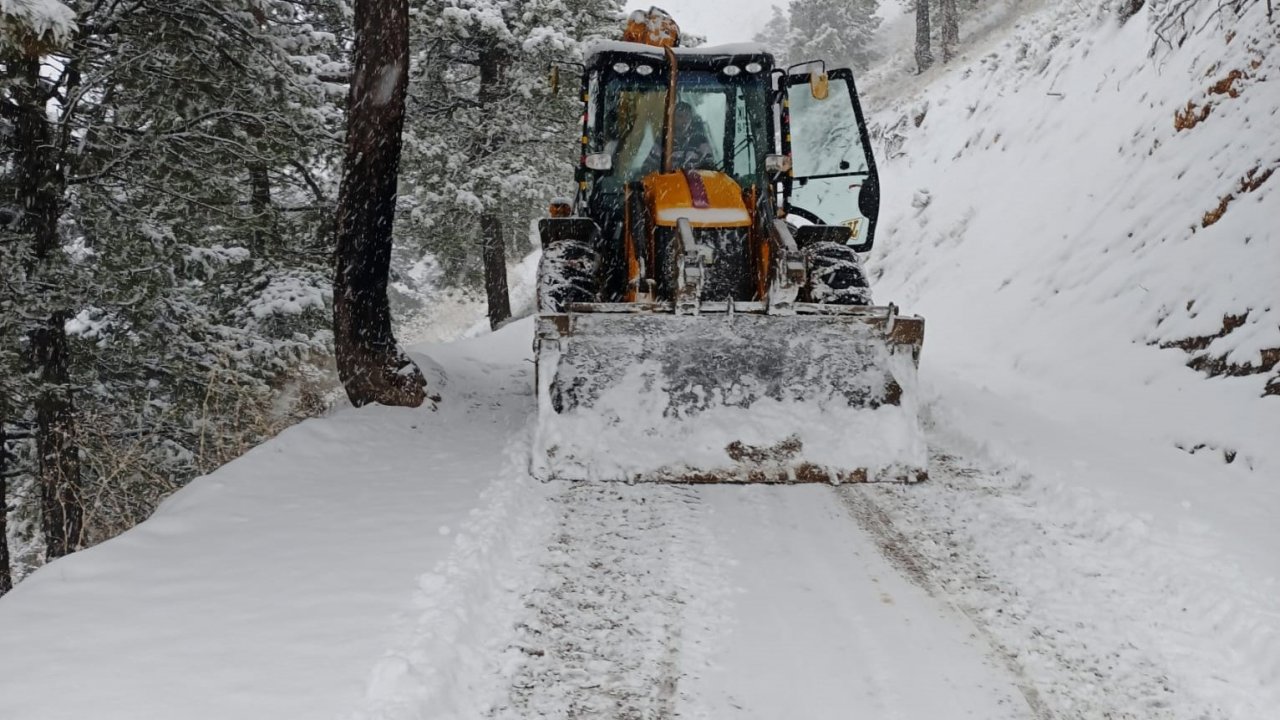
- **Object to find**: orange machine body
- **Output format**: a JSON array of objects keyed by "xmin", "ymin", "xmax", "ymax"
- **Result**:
[
  {"xmin": 641, "ymin": 170, "xmax": 751, "ymax": 228},
  {"xmin": 622, "ymin": 8, "xmax": 681, "ymax": 48}
]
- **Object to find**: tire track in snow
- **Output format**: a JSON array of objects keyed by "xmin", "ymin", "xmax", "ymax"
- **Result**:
[
  {"xmin": 488, "ymin": 483, "xmax": 727, "ymax": 720},
  {"xmin": 837, "ymin": 475, "xmax": 1056, "ymax": 720},
  {"xmin": 348, "ymin": 358, "xmax": 559, "ymax": 720},
  {"xmin": 840, "ymin": 449, "xmax": 1267, "ymax": 720}
]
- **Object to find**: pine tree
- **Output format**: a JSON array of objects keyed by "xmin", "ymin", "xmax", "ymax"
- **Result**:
[
  {"xmin": 3, "ymin": 1, "xmax": 83, "ymax": 559},
  {"xmin": 787, "ymin": 0, "xmax": 881, "ymax": 72},
  {"xmin": 58, "ymin": 0, "xmax": 344, "ymax": 537},
  {"xmin": 2, "ymin": 0, "xmax": 346, "ymax": 572},
  {"xmin": 399, "ymin": 0, "xmax": 623, "ymax": 325},
  {"xmin": 753, "ymin": 5, "xmax": 792, "ymax": 64}
]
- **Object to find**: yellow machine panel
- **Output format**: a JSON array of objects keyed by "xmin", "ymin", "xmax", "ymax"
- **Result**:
[{"xmin": 642, "ymin": 170, "xmax": 751, "ymax": 228}]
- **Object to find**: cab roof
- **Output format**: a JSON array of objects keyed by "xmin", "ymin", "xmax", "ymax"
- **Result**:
[{"xmin": 584, "ymin": 41, "xmax": 775, "ymax": 72}]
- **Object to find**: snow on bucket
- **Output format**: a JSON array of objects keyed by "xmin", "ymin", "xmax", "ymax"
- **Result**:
[{"xmin": 531, "ymin": 311, "xmax": 927, "ymax": 483}]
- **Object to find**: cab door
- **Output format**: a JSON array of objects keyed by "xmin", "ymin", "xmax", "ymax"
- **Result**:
[{"xmin": 781, "ymin": 68, "xmax": 881, "ymax": 251}]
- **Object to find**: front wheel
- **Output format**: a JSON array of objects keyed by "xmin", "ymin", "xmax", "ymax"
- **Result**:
[
  {"xmin": 803, "ymin": 241, "xmax": 872, "ymax": 305},
  {"xmin": 537, "ymin": 238, "xmax": 597, "ymax": 312}
]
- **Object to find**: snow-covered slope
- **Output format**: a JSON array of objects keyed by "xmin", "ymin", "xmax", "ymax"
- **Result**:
[
  {"xmin": 871, "ymin": 1, "xmax": 1278, "ymax": 413},
  {"xmin": 855, "ymin": 1, "xmax": 1280, "ymax": 716}
]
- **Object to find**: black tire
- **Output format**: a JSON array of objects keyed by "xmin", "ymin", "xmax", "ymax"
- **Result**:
[
  {"xmin": 804, "ymin": 241, "xmax": 873, "ymax": 305},
  {"xmin": 538, "ymin": 239, "xmax": 597, "ymax": 312}
]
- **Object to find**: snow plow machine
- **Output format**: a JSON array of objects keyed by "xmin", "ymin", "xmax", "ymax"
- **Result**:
[{"xmin": 532, "ymin": 8, "xmax": 926, "ymax": 484}]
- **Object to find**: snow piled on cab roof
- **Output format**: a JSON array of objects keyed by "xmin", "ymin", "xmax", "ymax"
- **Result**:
[{"xmin": 585, "ymin": 40, "xmax": 771, "ymax": 62}]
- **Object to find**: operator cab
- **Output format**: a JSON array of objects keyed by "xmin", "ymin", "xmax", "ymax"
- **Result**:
[
  {"xmin": 584, "ymin": 49, "xmax": 771, "ymax": 190},
  {"xmin": 572, "ymin": 40, "xmax": 881, "ymax": 302}
]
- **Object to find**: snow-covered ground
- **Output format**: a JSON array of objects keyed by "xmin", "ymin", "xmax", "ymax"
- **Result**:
[
  {"xmin": 396, "ymin": 250, "xmax": 541, "ymax": 345},
  {"xmin": 2, "ymin": 2, "xmax": 1277, "ymax": 719},
  {"xmin": 0, "ymin": 322, "xmax": 1039, "ymax": 719},
  {"xmin": 854, "ymin": 2, "xmax": 1280, "ymax": 716},
  {"xmin": 0, "ymin": 332, "xmax": 530, "ymax": 720}
]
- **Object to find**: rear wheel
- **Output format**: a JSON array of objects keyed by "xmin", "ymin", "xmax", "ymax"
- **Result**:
[
  {"xmin": 538, "ymin": 239, "xmax": 597, "ymax": 312},
  {"xmin": 803, "ymin": 241, "xmax": 872, "ymax": 305}
]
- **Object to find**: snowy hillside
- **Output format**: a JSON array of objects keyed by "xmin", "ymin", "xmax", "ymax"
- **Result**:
[
  {"xmin": 871, "ymin": 0, "xmax": 1279, "ymax": 407},
  {"xmin": 2, "ymin": 2, "xmax": 1278, "ymax": 720},
  {"xmin": 858, "ymin": 1, "xmax": 1280, "ymax": 716}
]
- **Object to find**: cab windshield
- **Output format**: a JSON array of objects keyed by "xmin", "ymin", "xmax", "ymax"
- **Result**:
[{"xmin": 591, "ymin": 68, "xmax": 769, "ymax": 188}]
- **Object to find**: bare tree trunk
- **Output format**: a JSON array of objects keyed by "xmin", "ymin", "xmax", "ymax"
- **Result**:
[
  {"xmin": 478, "ymin": 46, "xmax": 512, "ymax": 329},
  {"xmin": 1, "ymin": 419, "xmax": 11, "ymax": 596},
  {"xmin": 249, "ymin": 163, "xmax": 274, "ymax": 255},
  {"xmin": 31, "ymin": 317, "xmax": 81, "ymax": 558},
  {"xmin": 14, "ymin": 55, "xmax": 82, "ymax": 559},
  {"xmin": 247, "ymin": 118, "xmax": 276, "ymax": 256},
  {"xmin": 941, "ymin": 0, "xmax": 960, "ymax": 64},
  {"xmin": 915, "ymin": 0, "xmax": 934, "ymax": 73},
  {"xmin": 480, "ymin": 211, "xmax": 511, "ymax": 329},
  {"xmin": 333, "ymin": 0, "xmax": 427, "ymax": 408}
]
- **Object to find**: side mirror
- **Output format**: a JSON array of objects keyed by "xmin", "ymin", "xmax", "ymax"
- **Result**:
[
  {"xmin": 855, "ymin": 176, "xmax": 880, "ymax": 252},
  {"xmin": 550, "ymin": 65, "xmax": 560, "ymax": 94},
  {"xmin": 809, "ymin": 71, "xmax": 829, "ymax": 100},
  {"xmin": 857, "ymin": 175, "xmax": 879, "ymax": 221}
]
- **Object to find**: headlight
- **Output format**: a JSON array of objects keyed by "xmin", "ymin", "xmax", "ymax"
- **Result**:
[
  {"xmin": 722, "ymin": 64, "xmax": 741, "ymax": 76},
  {"xmin": 584, "ymin": 153, "xmax": 613, "ymax": 171},
  {"xmin": 764, "ymin": 154, "xmax": 792, "ymax": 173},
  {"xmin": 635, "ymin": 64, "xmax": 654, "ymax": 76},
  {"xmin": 745, "ymin": 62, "xmax": 763, "ymax": 73},
  {"xmin": 612, "ymin": 62, "xmax": 630, "ymax": 74}
]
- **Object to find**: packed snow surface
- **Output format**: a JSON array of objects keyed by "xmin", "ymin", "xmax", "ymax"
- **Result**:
[{"xmin": 0, "ymin": 321, "xmax": 1030, "ymax": 720}]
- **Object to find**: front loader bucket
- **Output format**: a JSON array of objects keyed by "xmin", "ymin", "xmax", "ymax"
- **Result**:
[{"xmin": 531, "ymin": 307, "xmax": 927, "ymax": 483}]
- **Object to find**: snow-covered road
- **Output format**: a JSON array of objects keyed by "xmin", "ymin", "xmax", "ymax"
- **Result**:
[
  {"xmin": 682, "ymin": 483, "xmax": 1033, "ymax": 719},
  {"xmin": 5, "ymin": 318, "xmax": 1274, "ymax": 720},
  {"xmin": 344, "ymin": 323, "xmax": 1038, "ymax": 720},
  {"xmin": 470, "ymin": 482, "xmax": 1035, "ymax": 720}
]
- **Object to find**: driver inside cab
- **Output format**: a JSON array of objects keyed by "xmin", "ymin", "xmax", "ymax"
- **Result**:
[
  {"xmin": 669, "ymin": 101, "xmax": 715, "ymax": 169},
  {"xmin": 641, "ymin": 100, "xmax": 715, "ymax": 172}
]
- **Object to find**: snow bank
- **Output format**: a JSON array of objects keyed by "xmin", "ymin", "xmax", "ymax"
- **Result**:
[{"xmin": 0, "ymin": 322, "xmax": 537, "ymax": 720}]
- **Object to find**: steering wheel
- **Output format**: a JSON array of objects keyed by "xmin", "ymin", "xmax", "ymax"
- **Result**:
[{"xmin": 786, "ymin": 205, "xmax": 825, "ymax": 225}]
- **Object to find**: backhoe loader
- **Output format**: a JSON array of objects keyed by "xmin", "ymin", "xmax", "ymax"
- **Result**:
[{"xmin": 533, "ymin": 8, "xmax": 926, "ymax": 483}]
